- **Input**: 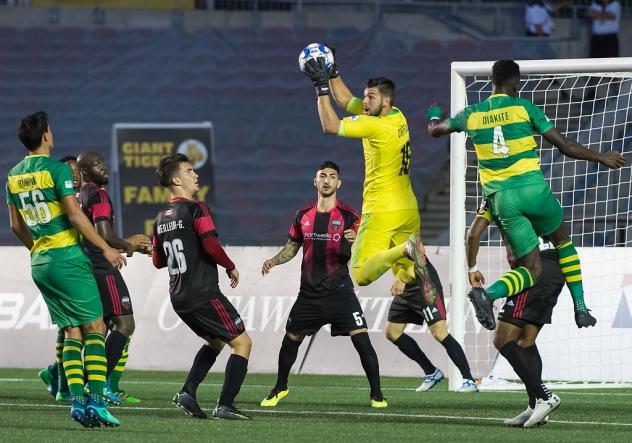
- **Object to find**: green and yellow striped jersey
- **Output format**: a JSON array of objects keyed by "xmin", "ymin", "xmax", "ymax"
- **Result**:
[
  {"xmin": 448, "ymin": 94, "xmax": 554, "ymax": 196},
  {"xmin": 6, "ymin": 155, "xmax": 84, "ymax": 265}
]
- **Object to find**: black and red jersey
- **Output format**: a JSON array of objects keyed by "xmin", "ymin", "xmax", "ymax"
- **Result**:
[
  {"xmin": 152, "ymin": 197, "xmax": 224, "ymax": 311},
  {"xmin": 78, "ymin": 182, "xmax": 116, "ymax": 271},
  {"xmin": 289, "ymin": 200, "xmax": 360, "ymax": 297}
]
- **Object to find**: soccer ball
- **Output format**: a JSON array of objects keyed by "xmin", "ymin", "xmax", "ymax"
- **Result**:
[{"xmin": 298, "ymin": 43, "xmax": 334, "ymax": 73}]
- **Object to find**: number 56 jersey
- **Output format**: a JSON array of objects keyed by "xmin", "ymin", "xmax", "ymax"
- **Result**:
[{"xmin": 152, "ymin": 197, "xmax": 221, "ymax": 310}]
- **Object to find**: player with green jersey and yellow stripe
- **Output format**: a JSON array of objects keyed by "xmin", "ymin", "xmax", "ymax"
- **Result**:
[
  {"xmin": 427, "ymin": 60, "xmax": 625, "ymax": 331},
  {"xmin": 6, "ymin": 111, "xmax": 127, "ymax": 427}
]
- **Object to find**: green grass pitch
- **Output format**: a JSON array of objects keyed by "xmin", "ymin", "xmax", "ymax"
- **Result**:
[{"xmin": 1, "ymin": 368, "xmax": 631, "ymax": 442}]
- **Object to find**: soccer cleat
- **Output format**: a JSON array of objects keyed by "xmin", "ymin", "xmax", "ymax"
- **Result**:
[
  {"xmin": 575, "ymin": 309, "xmax": 597, "ymax": 328},
  {"xmin": 172, "ymin": 391, "xmax": 207, "ymax": 419},
  {"xmin": 370, "ymin": 396, "xmax": 388, "ymax": 408},
  {"xmin": 71, "ymin": 400, "xmax": 98, "ymax": 428},
  {"xmin": 212, "ymin": 404, "xmax": 252, "ymax": 420},
  {"xmin": 416, "ymin": 368, "xmax": 444, "ymax": 392},
  {"xmin": 56, "ymin": 390, "xmax": 72, "ymax": 402},
  {"xmin": 523, "ymin": 394, "xmax": 560, "ymax": 428},
  {"xmin": 38, "ymin": 368, "xmax": 55, "ymax": 397},
  {"xmin": 504, "ymin": 406, "xmax": 533, "ymax": 427},
  {"xmin": 456, "ymin": 379, "xmax": 479, "ymax": 393},
  {"xmin": 467, "ymin": 287, "xmax": 496, "ymax": 330},
  {"xmin": 260, "ymin": 388, "xmax": 289, "ymax": 407},
  {"xmin": 104, "ymin": 382, "xmax": 123, "ymax": 406},
  {"xmin": 86, "ymin": 400, "xmax": 121, "ymax": 427},
  {"xmin": 117, "ymin": 390, "xmax": 141, "ymax": 404}
]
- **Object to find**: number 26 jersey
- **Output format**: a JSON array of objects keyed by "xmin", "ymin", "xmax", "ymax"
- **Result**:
[{"xmin": 152, "ymin": 197, "xmax": 221, "ymax": 310}]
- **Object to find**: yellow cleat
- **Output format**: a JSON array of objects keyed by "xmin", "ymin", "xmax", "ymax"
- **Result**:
[
  {"xmin": 260, "ymin": 389, "xmax": 289, "ymax": 407},
  {"xmin": 371, "ymin": 397, "xmax": 388, "ymax": 408}
]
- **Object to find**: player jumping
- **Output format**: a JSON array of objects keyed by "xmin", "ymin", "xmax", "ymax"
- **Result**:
[{"xmin": 427, "ymin": 59, "xmax": 625, "ymax": 330}]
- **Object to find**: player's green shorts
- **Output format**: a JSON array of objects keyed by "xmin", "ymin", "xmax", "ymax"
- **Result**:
[
  {"xmin": 489, "ymin": 181, "xmax": 564, "ymax": 259},
  {"xmin": 31, "ymin": 255, "xmax": 103, "ymax": 329}
]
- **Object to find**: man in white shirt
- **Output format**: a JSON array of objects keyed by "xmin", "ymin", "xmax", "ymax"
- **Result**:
[{"xmin": 586, "ymin": 0, "xmax": 621, "ymax": 58}]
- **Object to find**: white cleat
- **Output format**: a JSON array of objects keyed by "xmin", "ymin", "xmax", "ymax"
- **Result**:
[
  {"xmin": 523, "ymin": 394, "xmax": 560, "ymax": 428},
  {"xmin": 504, "ymin": 406, "xmax": 533, "ymax": 427},
  {"xmin": 415, "ymin": 368, "xmax": 444, "ymax": 392},
  {"xmin": 456, "ymin": 379, "xmax": 479, "ymax": 393}
]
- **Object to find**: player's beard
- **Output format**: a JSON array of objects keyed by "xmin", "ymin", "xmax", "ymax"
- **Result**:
[
  {"xmin": 368, "ymin": 99, "xmax": 383, "ymax": 117},
  {"xmin": 319, "ymin": 186, "xmax": 336, "ymax": 198}
]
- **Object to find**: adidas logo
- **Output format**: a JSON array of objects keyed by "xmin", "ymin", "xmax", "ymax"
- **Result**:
[
  {"xmin": 432, "ymin": 308, "xmax": 439, "ymax": 313},
  {"xmin": 506, "ymin": 300, "xmax": 514, "ymax": 307},
  {"xmin": 303, "ymin": 220, "xmax": 310, "ymax": 226}
]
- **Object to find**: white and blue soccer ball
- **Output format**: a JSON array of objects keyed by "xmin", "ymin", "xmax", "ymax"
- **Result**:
[{"xmin": 298, "ymin": 43, "xmax": 334, "ymax": 73}]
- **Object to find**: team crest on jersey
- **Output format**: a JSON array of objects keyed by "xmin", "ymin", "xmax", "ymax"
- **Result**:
[
  {"xmin": 331, "ymin": 219, "xmax": 342, "ymax": 230},
  {"xmin": 165, "ymin": 209, "xmax": 174, "ymax": 216},
  {"xmin": 121, "ymin": 296, "xmax": 131, "ymax": 310}
]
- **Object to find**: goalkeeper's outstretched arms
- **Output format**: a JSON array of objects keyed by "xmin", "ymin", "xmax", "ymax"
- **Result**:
[
  {"xmin": 303, "ymin": 57, "xmax": 342, "ymax": 135},
  {"xmin": 542, "ymin": 127, "xmax": 626, "ymax": 169},
  {"xmin": 426, "ymin": 103, "xmax": 455, "ymax": 137}
]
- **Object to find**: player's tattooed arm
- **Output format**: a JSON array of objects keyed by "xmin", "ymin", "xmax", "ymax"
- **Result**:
[{"xmin": 261, "ymin": 240, "xmax": 301, "ymax": 275}]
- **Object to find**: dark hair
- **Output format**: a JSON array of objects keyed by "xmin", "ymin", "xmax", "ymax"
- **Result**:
[
  {"xmin": 60, "ymin": 155, "xmax": 77, "ymax": 163},
  {"xmin": 367, "ymin": 77, "xmax": 396, "ymax": 101},
  {"xmin": 317, "ymin": 160, "xmax": 340, "ymax": 175},
  {"xmin": 18, "ymin": 111, "xmax": 49, "ymax": 151},
  {"xmin": 157, "ymin": 153, "xmax": 190, "ymax": 187},
  {"xmin": 492, "ymin": 60, "xmax": 520, "ymax": 88}
]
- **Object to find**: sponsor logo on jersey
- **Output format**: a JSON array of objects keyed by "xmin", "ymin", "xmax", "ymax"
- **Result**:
[{"xmin": 64, "ymin": 180, "xmax": 73, "ymax": 189}]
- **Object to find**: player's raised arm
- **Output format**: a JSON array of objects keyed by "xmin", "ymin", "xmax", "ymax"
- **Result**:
[
  {"xmin": 303, "ymin": 57, "xmax": 342, "ymax": 134},
  {"xmin": 261, "ymin": 239, "xmax": 301, "ymax": 276},
  {"xmin": 426, "ymin": 103, "xmax": 456, "ymax": 137},
  {"xmin": 542, "ymin": 127, "xmax": 626, "ymax": 169}
]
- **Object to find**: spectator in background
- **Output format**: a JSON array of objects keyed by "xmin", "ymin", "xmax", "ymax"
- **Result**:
[
  {"xmin": 586, "ymin": 0, "xmax": 621, "ymax": 58},
  {"xmin": 526, "ymin": 1, "xmax": 554, "ymax": 36}
]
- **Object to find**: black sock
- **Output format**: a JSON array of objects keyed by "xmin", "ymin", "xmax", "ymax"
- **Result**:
[
  {"xmin": 182, "ymin": 345, "xmax": 221, "ymax": 397},
  {"xmin": 351, "ymin": 332, "xmax": 382, "ymax": 398},
  {"xmin": 499, "ymin": 341, "xmax": 549, "ymax": 402},
  {"xmin": 524, "ymin": 344, "xmax": 549, "ymax": 408},
  {"xmin": 392, "ymin": 334, "xmax": 436, "ymax": 375},
  {"xmin": 105, "ymin": 330, "xmax": 128, "ymax": 377},
  {"xmin": 440, "ymin": 334, "xmax": 474, "ymax": 380},
  {"xmin": 218, "ymin": 354, "xmax": 248, "ymax": 407},
  {"xmin": 274, "ymin": 335, "xmax": 301, "ymax": 391}
]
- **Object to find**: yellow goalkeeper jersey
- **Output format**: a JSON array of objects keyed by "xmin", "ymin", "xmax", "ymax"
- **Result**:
[{"xmin": 338, "ymin": 97, "xmax": 418, "ymax": 214}]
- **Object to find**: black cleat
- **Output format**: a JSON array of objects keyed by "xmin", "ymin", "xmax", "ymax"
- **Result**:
[
  {"xmin": 212, "ymin": 404, "xmax": 252, "ymax": 420},
  {"xmin": 467, "ymin": 287, "xmax": 496, "ymax": 330},
  {"xmin": 575, "ymin": 309, "xmax": 597, "ymax": 328},
  {"xmin": 172, "ymin": 391, "xmax": 207, "ymax": 419}
]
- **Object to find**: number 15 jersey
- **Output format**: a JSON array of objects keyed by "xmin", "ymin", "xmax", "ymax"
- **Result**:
[
  {"xmin": 152, "ymin": 197, "xmax": 220, "ymax": 311},
  {"xmin": 338, "ymin": 98, "xmax": 418, "ymax": 214}
]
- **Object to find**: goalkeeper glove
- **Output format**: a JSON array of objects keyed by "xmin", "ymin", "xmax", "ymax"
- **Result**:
[
  {"xmin": 426, "ymin": 103, "xmax": 443, "ymax": 121},
  {"xmin": 303, "ymin": 57, "xmax": 330, "ymax": 97},
  {"xmin": 325, "ymin": 45, "xmax": 340, "ymax": 79}
]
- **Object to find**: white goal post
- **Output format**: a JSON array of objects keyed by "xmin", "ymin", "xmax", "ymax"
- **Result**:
[{"xmin": 448, "ymin": 57, "xmax": 632, "ymax": 391}]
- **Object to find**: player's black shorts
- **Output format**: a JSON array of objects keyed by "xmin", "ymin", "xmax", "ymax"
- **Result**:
[
  {"xmin": 498, "ymin": 252, "xmax": 565, "ymax": 327},
  {"xmin": 387, "ymin": 259, "xmax": 446, "ymax": 326},
  {"xmin": 176, "ymin": 294, "xmax": 246, "ymax": 343},
  {"xmin": 94, "ymin": 269, "xmax": 133, "ymax": 320},
  {"xmin": 286, "ymin": 285, "xmax": 367, "ymax": 337}
]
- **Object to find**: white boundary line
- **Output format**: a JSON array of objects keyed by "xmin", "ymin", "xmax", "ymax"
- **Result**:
[
  {"xmin": 2, "ymin": 378, "xmax": 632, "ymax": 395},
  {"xmin": 0, "ymin": 402, "xmax": 631, "ymax": 428}
]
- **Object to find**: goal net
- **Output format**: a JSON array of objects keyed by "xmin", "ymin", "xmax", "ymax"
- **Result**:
[{"xmin": 448, "ymin": 58, "xmax": 632, "ymax": 391}]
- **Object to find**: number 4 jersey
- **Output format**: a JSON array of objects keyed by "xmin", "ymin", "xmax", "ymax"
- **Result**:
[
  {"xmin": 448, "ymin": 93, "xmax": 554, "ymax": 197},
  {"xmin": 152, "ymin": 197, "xmax": 232, "ymax": 311},
  {"xmin": 6, "ymin": 155, "xmax": 84, "ymax": 265}
]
